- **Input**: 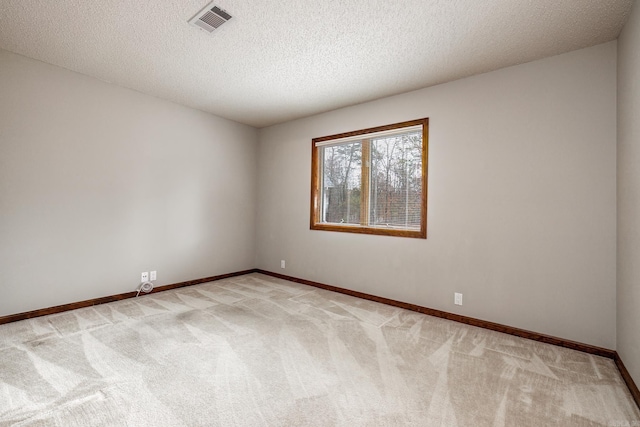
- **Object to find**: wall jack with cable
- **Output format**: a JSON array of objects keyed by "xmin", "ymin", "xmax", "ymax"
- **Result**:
[
  {"xmin": 136, "ymin": 281, "xmax": 154, "ymax": 297},
  {"xmin": 137, "ymin": 271, "xmax": 155, "ymax": 297}
]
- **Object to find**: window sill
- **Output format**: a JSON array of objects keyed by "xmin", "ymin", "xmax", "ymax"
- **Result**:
[{"xmin": 310, "ymin": 222, "xmax": 426, "ymax": 239}]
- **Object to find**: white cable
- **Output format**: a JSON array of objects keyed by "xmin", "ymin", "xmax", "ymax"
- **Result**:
[{"xmin": 136, "ymin": 281, "xmax": 154, "ymax": 297}]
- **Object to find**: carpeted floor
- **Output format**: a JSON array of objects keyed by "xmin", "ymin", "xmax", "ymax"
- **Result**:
[{"xmin": 0, "ymin": 273, "xmax": 638, "ymax": 426}]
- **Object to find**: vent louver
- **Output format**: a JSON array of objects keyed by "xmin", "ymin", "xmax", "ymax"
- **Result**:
[{"xmin": 188, "ymin": 3, "xmax": 232, "ymax": 34}]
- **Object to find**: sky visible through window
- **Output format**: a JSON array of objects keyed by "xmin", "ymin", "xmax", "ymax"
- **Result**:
[{"xmin": 321, "ymin": 130, "xmax": 422, "ymax": 229}]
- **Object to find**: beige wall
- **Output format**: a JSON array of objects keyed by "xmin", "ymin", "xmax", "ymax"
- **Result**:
[
  {"xmin": 0, "ymin": 40, "xmax": 623, "ymax": 352},
  {"xmin": 618, "ymin": 1, "xmax": 640, "ymax": 385},
  {"xmin": 0, "ymin": 50, "xmax": 258, "ymax": 317},
  {"xmin": 256, "ymin": 42, "xmax": 618, "ymax": 349}
]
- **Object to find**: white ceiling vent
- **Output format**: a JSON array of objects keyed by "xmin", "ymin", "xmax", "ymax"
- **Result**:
[{"xmin": 188, "ymin": 3, "xmax": 232, "ymax": 34}]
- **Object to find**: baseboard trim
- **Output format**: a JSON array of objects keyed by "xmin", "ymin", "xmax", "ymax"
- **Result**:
[
  {"xmin": 256, "ymin": 269, "xmax": 616, "ymax": 359},
  {"xmin": 0, "ymin": 268, "xmax": 258, "ymax": 325},
  {"xmin": 614, "ymin": 353, "xmax": 640, "ymax": 409},
  {"xmin": 257, "ymin": 269, "xmax": 640, "ymax": 409},
  {"xmin": 1, "ymin": 268, "xmax": 637, "ymax": 410}
]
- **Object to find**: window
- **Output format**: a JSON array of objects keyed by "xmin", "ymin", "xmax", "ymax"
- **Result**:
[{"xmin": 311, "ymin": 118, "xmax": 428, "ymax": 238}]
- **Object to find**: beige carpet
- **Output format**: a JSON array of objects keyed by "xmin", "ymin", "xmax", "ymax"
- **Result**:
[{"xmin": 0, "ymin": 273, "xmax": 638, "ymax": 426}]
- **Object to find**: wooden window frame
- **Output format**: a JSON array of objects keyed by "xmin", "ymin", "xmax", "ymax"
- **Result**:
[{"xmin": 310, "ymin": 118, "xmax": 428, "ymax": 239}]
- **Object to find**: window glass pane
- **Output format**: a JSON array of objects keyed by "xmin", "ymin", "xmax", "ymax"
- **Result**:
[
  {"xmin": 321, "ymin": 142, "xmax": 362, "ymax": 225},
  {"xmin": 370, "ymin": 131, "xmax": 422, "ymax": 229},
  {"xmin": 311, "ymin": 118, "xmax": 427, "ymax": 238}
]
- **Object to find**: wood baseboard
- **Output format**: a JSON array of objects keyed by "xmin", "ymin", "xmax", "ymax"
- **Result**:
[
  {"xmin": 615, "ymin": 353, "xmax": 640, "ymax": 409},
  {"xmin": 0, "ymin": 268, "xmax": 258, "ymax": 325},
  {"xmin": 256, "ymin": 269, "xmax": 616, "ymax": 358},
  {"xmin": 256, "ymin": 269, "xmax": 640, "ymax": 410},
  {"xmin": 257, "ymin": 269, "xmax": 640, "ymax": 409},
  {"xmin": 1, "ymin": 267, "xmax": 637, "ymax": 410}
]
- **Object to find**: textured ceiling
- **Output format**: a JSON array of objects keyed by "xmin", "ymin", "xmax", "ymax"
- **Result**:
[{"xmin": 0, "ymin": 0, "xmax": 633, "ymax": 128}]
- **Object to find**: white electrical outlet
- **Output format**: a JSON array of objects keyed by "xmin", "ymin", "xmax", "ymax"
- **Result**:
[
  {"xmin": 281, "ymin": 260, "xmax": 285, "ymax": 269},
  {"xmin": 454, "ymin": 292, "xmax": 463, "ymax": 306},
  {"xmin": 141, "ymin": 271, "xmax": 149, "ymax": 283},
  {"xmin": 150, "ymin": 271, "xmax": 157, "ymax": 281}
]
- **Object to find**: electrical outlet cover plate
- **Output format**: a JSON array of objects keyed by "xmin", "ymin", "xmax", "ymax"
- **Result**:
[
  {"xmin": 141, "ymin": 272, "xmax": 149, "ymax": 282},
  {"xmin": 150, "ymin": 271, "xmax": 157, "ymax": 281},
  {"xmin": 454, "ymin": 292, "xmax": 463, "ymax": 305},
  {"xmin": 281, "ymin": 260, "xmax": 285, "ymax": 269}
]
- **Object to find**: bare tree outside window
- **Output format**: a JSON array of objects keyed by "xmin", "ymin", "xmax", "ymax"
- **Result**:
[
  {"xmin": 322, "ymin": 142, "xmax": 361, "ymax": 224},
  {"xmin": 311, "ymin": 118, "xmax": 428, "ymax": 239},
  {"xmin": 370, "ymin": 132, "xmax": 422, "ymax": 229}
]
